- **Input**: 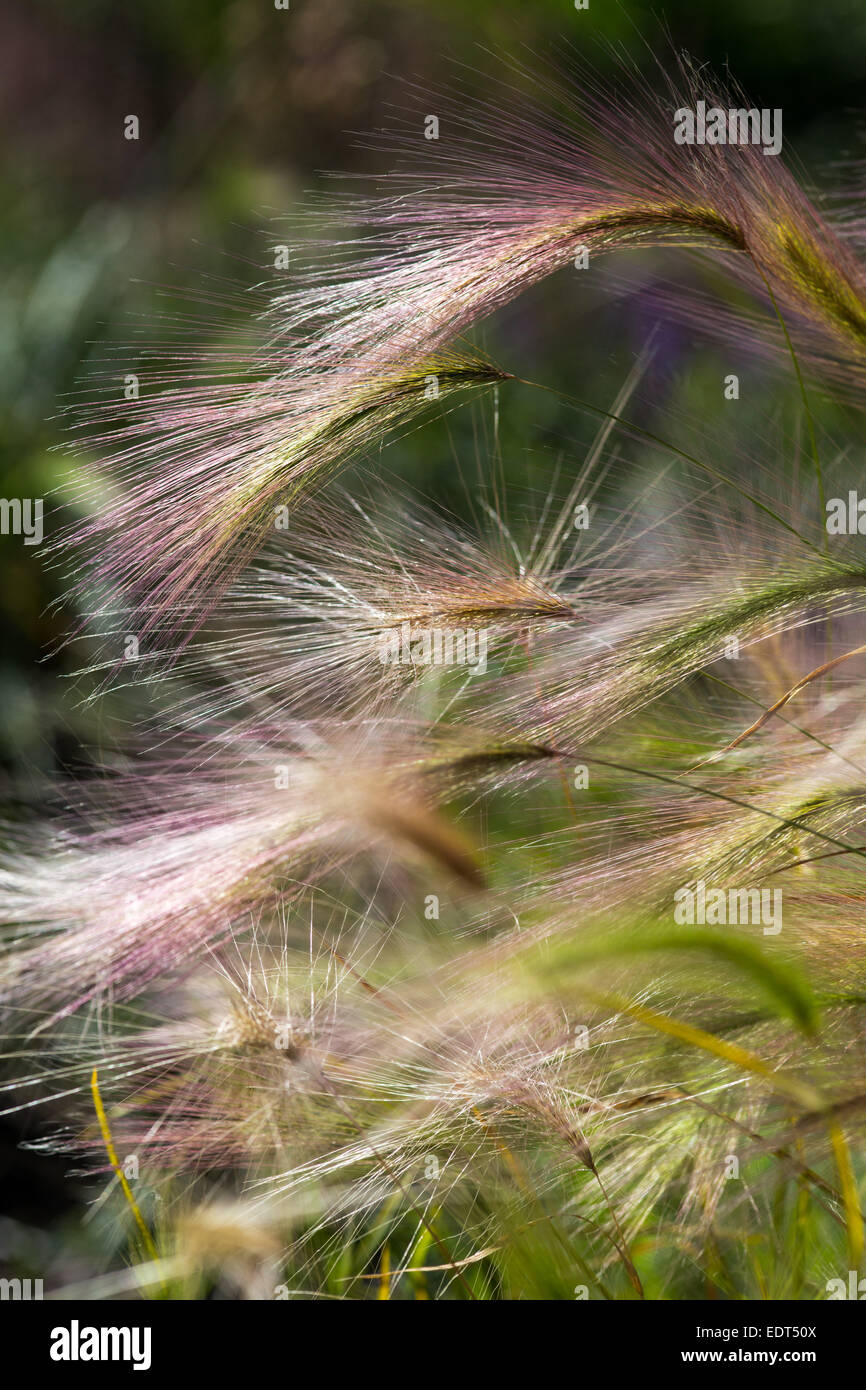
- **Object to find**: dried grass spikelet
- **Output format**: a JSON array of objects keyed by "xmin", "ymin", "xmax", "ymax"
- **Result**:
[
  {"xmin": 77, "ymin": 455, "xmax": 594, "ymax": 713},
  {"xmin": 471, "ymin": 551, "xmax": 866, "ymax": 752},
  {"xmin": 17, "ymin": 932, "xmax": 366, "ymax": 1175},
  {"xmin": 173, "ymin": 1199, "xmax": 282, "ymax": 1266},
  {"xmin": 62, "ymin": 348, "xmax": 506, "ymax": 641},
  {"xmin": 171, "ymin": 1198, "xmax": 284, "ymax": 1299},
  {"xmin": 0, "ymin": 728, "xmax": 487, "ymax": 1021},
  {"xmin": 127, "ymin": 440, "xmax": 866, "ymax": 759},
  {"xmin": 61, "ymin": 52, "xmax": 866, "ymax": 645}
]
